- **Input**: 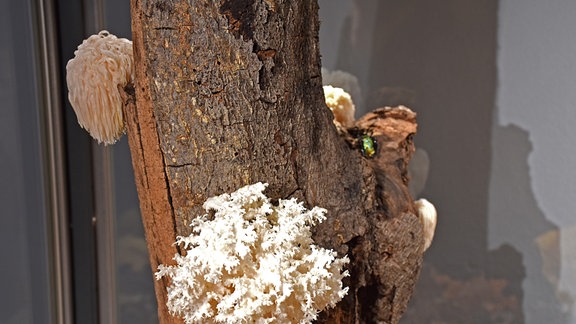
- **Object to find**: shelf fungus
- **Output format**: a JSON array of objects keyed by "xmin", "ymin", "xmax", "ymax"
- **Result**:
[
  {"xmin": 415, "ymin": 198, "xmax": 437, "ymax": 252},
  {"xmin": 66, "ymin": 30, "xmax": 134, "ymax": 145},
  {"xmin": 323, "ymin": 85, "xmax": 356, "ymax": 128}
]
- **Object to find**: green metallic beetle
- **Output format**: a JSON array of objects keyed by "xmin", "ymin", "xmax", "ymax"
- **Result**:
[{"xmin": 360, "ymin": 134, "xmax": 377, "ymax": 158}]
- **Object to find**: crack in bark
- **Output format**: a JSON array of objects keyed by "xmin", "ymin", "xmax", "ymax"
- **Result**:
[
  {"xmin": 154, "ymin": 26, "xmax": 176, "ymax": 30},
  {"xmin": 219, "ymin": 0, "xmax": 257, "ymax": 40}
]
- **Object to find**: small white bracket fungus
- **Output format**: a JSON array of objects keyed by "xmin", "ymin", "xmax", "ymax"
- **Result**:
[
  {"xmin": 321, "ymin": 68, "xmax": 362, "ymax": 110},
  {"xmin": 323, "ymin": 85, "xmax": 356, "ymax": 128},
  {"xmin": 414, "ymin": 198, "xmax": 437, "ymax": 252},
  {"xmin": 156, "ymin": 182, "xmax": 349, "ymax": 324},
  {"xmin": 66, "ymin": 30, "xmax": 134, "ymax": 145}
]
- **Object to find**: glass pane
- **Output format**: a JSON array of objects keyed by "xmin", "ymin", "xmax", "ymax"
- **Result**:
[
  {"xmin": 113, "ymin": 139, "xmax": 158, "ymax": 324},
  {"xmin": 103, "ymin": 1, "xmax": 159, "ymax": 322},
  {"xmin": 0, "ymin": 0, "xmax": 53, "ymax": 323}
]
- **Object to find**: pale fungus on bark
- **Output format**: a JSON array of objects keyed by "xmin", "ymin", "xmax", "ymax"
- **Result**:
[
  {"xmin": 322, "ymin": 85, "xmax": 356, "ymax": 128},
  {"xmin": 321, "ymin": 68, "xmax": 362, "ymax": 110},
  {"xmin": 414, "ymin": 198, "xmax": 438, "ymax": 252},
  {"xmin": 66, "ymin": 30, "xmax": 134, "ymax": 145}
]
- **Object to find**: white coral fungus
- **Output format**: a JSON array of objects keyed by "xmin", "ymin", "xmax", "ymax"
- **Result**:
[
  {"xmin": 66, "ymin": 30, "xmax": 133, "ymax": 145},
  {"xmin": 323, "ymin": 85, "xmax": 356, "ymax": 128},
  {"xmin": 156, "ymin": 182, "xmax": 349, "ymax": 324}
]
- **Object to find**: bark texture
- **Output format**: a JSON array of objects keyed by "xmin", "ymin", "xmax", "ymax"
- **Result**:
[
  {"xmin": 120, "ymin": 84, "xmax": 181, "ymax": 323},
  {"xmin": 128, "ymin": 0, "xmax": 424, "ymax": 323}
]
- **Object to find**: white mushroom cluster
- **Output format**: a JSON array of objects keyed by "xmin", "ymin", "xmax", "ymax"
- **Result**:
[
  {"xmin": 156, "ymin": 182, "xmax": 349, "ymax": 324},
  {"xmin": 323, "ymin": 85, "xmax": 356, "ymax": 128},
  {"xmin": 66, "ymin": 30, "xmax": 134, "ymax": 145}
]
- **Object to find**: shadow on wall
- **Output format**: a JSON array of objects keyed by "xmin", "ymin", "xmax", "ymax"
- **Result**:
[
  {"xmin": 328, "ymin": 0, "xmax": 569, "ymax": 322},
  {"xmin": 488, "ymin": 124, "xmax": 571, "ymax": 323}
]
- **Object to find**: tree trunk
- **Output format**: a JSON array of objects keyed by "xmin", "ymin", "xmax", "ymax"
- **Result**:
[{"xmin": 126, "ymin": 0, "xmax": 424, "ymax": 323}]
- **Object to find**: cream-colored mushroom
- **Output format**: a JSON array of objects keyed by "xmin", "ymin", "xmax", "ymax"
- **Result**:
[
  {"xmin": 323, "ymin": 85, "xmax": 356, "ymax": 128},
  {"xmin": 414, "ymin": 198, "xmax": 437, "ymax": 252},
  {"xmin": 66, "ymin": 30, "xmax": 134, "ymax": 145},
  {"xmin": 322, "ymin": 68, "xmax": 362, "ymax": 110}
]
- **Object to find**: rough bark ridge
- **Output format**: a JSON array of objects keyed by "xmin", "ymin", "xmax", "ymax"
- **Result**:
[{"xmin": 128, "ymin": 0, "xmax": 423, "ymax": 323}]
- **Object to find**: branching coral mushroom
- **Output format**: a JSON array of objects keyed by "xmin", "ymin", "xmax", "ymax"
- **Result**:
[
  {"xmin": 66, "ymin": 30, "xmax": 134, "ymax": 144},
  {"xmin": 156, "ymin": 182, "xmax": 349, "ymax": 324}
]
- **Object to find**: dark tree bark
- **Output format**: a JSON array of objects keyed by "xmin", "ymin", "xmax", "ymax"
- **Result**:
[{"xmin": 126, "ymin": 0, "xmax": 424, "ymax": 323}]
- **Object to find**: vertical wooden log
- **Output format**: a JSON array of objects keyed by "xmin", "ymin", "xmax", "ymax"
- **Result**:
[{"xmin": 126, "ymin": 0, "xmax": 424, "ymax": 323}]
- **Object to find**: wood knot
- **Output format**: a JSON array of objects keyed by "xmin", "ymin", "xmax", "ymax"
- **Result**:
[{"xmin": 257, "ymin": 48, "xmax": 276, "ymax": 60}]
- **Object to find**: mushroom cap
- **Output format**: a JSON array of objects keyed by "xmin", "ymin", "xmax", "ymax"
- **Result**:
[
  {"xmin": 323, "ymin": 85, "xmax": 356, "ymax": 128},
  {"xmin": 66, "ymin": 30, "xmax": 133, "ymax": 145}
]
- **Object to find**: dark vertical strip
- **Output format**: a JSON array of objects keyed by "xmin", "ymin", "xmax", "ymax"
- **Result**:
[
  {"xmin": 34, "ymin": 0, "xmax": 74, "ymax": 322},
  {"xmin": 9, "ymin": 0, "xmax": 52, "ymax": 322},
  {"xmin": 54, "ymin": 0, "xmax": 99, "ymax": 322}
]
